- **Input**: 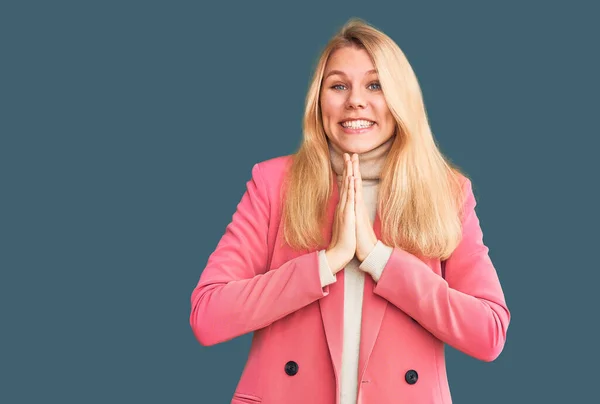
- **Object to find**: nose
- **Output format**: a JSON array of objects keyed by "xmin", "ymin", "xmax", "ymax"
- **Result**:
[{"xmin": 345, "ymin": 87, "xmax": 368, "ymax": 109}]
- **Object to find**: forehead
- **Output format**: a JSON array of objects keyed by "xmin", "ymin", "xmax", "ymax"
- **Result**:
[{"xmin": 323, "ymin": 46, "xmax": 377, "ymax": 77}]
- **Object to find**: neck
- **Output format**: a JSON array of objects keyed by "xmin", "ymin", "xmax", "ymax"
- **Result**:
[{"xmin": 328, "ymin": 137, "xmax": 395, "ymax": 180}]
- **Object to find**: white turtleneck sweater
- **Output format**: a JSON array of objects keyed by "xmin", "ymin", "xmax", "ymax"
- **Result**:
[{"xmin": 317, "ymin": 137, "xmax": 395, "ymax": 404}]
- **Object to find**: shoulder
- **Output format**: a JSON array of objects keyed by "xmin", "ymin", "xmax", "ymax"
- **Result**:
[
  {"xmin": 450, "ymin": 168, "xmax": 470, "ymax": 187},
  {"xmin": 246, "ymin": 155, "xmax": 293, "ymax": 211},
  {"xmin": 449, "ymin": 169, "xmax": 477, "ymax": 216},
  {"xmin": 450, "ymin": 168, "xmax": 474, "ymax": 195},
  {"xmin": 252, "ymin": 154, "xmax": 294, "ymax": 187}
]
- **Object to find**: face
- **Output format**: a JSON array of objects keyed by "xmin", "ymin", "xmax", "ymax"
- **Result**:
[{"xmin": 319, "ymin": 46, "xmax": 396, "ymax": 155}]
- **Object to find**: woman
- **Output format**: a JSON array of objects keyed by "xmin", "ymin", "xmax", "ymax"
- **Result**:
[{"xmin": 190, "ymin": 18, "xmax": 510, "ymax": 404}]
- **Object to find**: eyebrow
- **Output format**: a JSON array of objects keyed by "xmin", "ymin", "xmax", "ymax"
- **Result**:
[{"xmin": 324, "ymin": 69, "xmax": 378, "ymax": 79}]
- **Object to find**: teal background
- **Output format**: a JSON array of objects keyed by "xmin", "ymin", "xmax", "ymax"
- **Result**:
[{"xmin": 2, "ymin": 1, "xmax": 598, "ymax": 403}]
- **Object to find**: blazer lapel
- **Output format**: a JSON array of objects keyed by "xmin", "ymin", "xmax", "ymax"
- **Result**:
[
  {"xmin": 318, "ymin": 179, "xmax": 344, "ymax": 395},
  {"xmin": 358, "ymin": 212, "xmax": 388, "ymax": 384},
  {"xmin": 318, "ymin": 178, "xmax": 389, "ymax": 390}
]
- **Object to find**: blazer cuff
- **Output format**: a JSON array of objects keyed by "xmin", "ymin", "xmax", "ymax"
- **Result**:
[
  {"xmin": 318, "ymin": 249, "xmax": 337, "ymax": 287},
  {"xmin": 359, "ymin": 240, "xmax": 393, "ymax": 282}
]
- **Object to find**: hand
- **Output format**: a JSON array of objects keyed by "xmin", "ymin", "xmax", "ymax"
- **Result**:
[
  {"xmin": 351, "ymin": 153, "xmax": 378, "ymax": 262},
  {"xmin": 325, "ymin": 153, "xmax": 357, "ymax": 274}
]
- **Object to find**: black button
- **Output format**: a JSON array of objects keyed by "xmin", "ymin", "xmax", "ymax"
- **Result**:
[
  {"xmin": 405, "ymin": 369, "xmax": 418, "ymax": 385},
  {"xmin": 284, "ymin": 361, "xmax": 298, "ymax": 376}
]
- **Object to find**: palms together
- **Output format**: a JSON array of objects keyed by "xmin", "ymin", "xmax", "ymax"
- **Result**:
[
  {"xmin": 327, "ymin": 152, "xmax": 379, "ymax": 273},
  {"xmin": 346, "ymin": 153, "xmax": 378, "ymax": 262}
]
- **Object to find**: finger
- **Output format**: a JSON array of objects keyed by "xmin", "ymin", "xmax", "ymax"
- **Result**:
[
  {"xmin": 347, "ymin": 178, "xmax": 355, "ymax": 227},
  {"xmin": 341, "ymin": 153, "xmax": 346, "ymax": 184},
  {"xmin": 352, "ymin": 154, "xmax": 359, "ymax": 179},
  {"xmin": 347, "ymin": 155, "xmax": 353, "ymax": 179},
  {"xmin": 342, "ymin": 153, "xmax": 352, "ymax": 206},
  {"xmin": 343, "ymin": 153, "xmax": 348, "ymax": 176},
  {"xmin": 347, "ymin": 177, "xmax": 355, "ymax": 214},
  {"xmin": 346, "ymin": 158, "xmax": 353, "ymax": 202},
  {"xmin": 340, "ymin": 172, "xmax": 348, "ymax": 209},
  {"xmin": 340, "ymin": 153, "xmax": 349, "ymax": 198},
  {"xmin": 352, "ymin": 155, "xmax": 361, "ymax": 202}
]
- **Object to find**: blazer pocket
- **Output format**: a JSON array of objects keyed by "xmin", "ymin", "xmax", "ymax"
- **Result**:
[{"xmin": 232, "ymin": 392, "xmax": 262, "ymax": 403}]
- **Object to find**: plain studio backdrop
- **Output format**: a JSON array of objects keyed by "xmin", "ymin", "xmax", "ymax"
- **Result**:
[{"xmin": 1, "ymin": 1, "xmax": 599, "ymax": 403}]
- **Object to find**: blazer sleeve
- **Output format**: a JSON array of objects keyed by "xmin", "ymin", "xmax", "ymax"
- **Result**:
[
  {"xmin": 190, "ymin": 163, "xmax": 330, "ymax": 346},
  {"xmin": 372, "ymin": 178, "xmax": 510, "ymax": 362}
]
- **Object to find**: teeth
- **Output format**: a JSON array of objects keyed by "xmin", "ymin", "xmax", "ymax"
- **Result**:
[{"xmin": 341, "ymin": 120, "xmax": 375, "ymax": 129}]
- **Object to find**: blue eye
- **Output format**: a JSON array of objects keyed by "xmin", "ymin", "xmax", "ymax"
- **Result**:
[
  {"xmin": 332, "ymin": 84, "xmax": 346, "ymax": 90},
  {"xmin": 369, "ymin": 82, "xmax": 382, "ymax": 90}
]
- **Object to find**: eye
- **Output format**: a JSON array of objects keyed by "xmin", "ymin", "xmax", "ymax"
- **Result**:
[
  {"xmin": 331, "ymin": 84, "xmax": 347, "ymax": 90},
  {"xmin": 368, "ymin": 82, "xmax": 382, "ymax": 91}
]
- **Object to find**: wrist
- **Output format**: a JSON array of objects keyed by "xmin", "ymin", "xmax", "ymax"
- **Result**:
[
  {"xmin": 325, "ymin": 248, "xmax": 345, "ymax": 274},
  {"xmin": 357, "ymin": 240, "xmax": 377, "ymax": 262}
]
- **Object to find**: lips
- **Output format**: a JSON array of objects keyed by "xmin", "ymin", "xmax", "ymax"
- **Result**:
[
  {"xmin": 338, "ymin": 120, "xmax": 376, "ymax": 135},
  {"xmin": 340, "ymin": 118, "xmax": 376, "ymax": 123},
  {"xmin": 340, "ymin": 119, "xmax": 376, "ymax": 129}
]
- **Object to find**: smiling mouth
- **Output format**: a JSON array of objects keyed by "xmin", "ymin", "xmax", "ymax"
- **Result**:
[{"xmin": 340, "ymin": 119, "xmax": 376, "ymax": 129}]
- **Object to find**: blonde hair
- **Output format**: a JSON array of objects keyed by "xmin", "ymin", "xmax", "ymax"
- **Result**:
[{"xmin": 281, "ymin": 18, "xmax": 469, "ymax": 260}]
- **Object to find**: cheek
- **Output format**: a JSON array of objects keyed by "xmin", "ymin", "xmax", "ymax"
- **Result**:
[
  {"xmin": 374, "ymin": 101, "xmax": 394, "ymax": 125},
  {"xmin": 320, "ymin": 95, "xmax": 344, "ymax": 123}
]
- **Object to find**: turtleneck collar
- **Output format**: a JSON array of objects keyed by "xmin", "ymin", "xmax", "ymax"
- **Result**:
[{"xmin": 328, "ymin": 136, "xmax": 395, "ymax": 180}]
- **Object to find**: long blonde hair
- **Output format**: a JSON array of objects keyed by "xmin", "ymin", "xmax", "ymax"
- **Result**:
[{"xmin": 281, "ymin": 18, "xmax": 469, "ymax": 260}]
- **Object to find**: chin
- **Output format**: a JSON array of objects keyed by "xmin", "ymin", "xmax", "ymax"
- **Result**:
[
  {"xmin": 344, "ymin": 145, "xmax": 371, "ymax": 154},
  {"xmin": 337, "ymin": 138, "xmax": 381, "ymax": 155}
]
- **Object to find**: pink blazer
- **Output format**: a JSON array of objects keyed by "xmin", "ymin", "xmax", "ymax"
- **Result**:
[{"xmin": 190, "ymin": 155, "xmax": 510, "ymax": 404}]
